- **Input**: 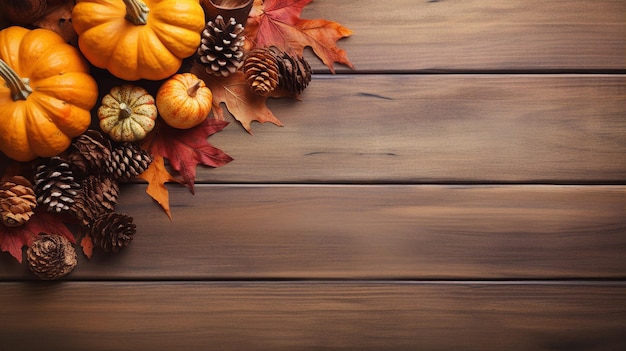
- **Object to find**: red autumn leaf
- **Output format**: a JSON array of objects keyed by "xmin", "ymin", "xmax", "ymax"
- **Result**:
[
  {"xmin": 0, "ymin": 211, "xmax": 76, "ymax": 263},
  {"xmin": 246, "ymin": 0, "xmax": 354, "ymax": 72},
  {"xmin": 143, "ymin": 118, "xmax": 233, "ymax": 194},
  {"xmin": 138, "ymin": 154, "xmax": 179, "ymax": 220}
]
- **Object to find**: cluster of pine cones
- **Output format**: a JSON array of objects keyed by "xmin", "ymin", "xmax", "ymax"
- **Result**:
[
  {"xmin": 0, "ymin": 130, "xmax": 152, "ymax": 279},
  {"xmin": 197, "ymin": 15, "xmax": 312, "ymax": 96}
]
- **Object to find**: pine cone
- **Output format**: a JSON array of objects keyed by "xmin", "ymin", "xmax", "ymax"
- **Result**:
[
  {"xmin": 197, "ymin": 15, "xmax": 245, "ymax": 77},
  {"xmin": 66, "ymin": 130, "xmax": 113, "ymax": 177},
  {"xmin": 91, "ymin": 212, "xmax": 136, "ymax": 253},
  {"xmin": 243, "ymin": 47, "xmax": 280, "ymax": 96},
  {"xmin": 27, "ymin": 234, "xmax": 77, "ymax": 280},
  {"xmin": 33, "ymin": 157, "xmax": 80, "ymax": 213},
  {"xmin": 271, "ymin": 47, "xmax": 312, "ymax": 95},
  {"xmin": 0, "ymin": 176, "xmax": 37, "ymax": 227},
  {"xmin": 71, "ymin": 176, "xmax": 120, "ymax": 227},
  {"xmin": 106, "ymin": 143, "xmax": 153, "ymax": 181}
]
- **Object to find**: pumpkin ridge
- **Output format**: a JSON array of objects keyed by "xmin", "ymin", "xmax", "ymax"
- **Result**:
[
  {"xmin": 0, "ymin": 27, "xmax": 29, "ymax": 76},
  {"xmin": 29, "ymin": 46, "xmax": 90, "ymax": 81},
  {"xmin": 29, "ymin": 93, "xmax": 91, "ymax": 137},
  {"xmin": 72, "ymin": 1, "xmax": 126, "ymax": 35},
  {"xmin": 79, "ymin": 20, "xmax": 128, "ymax": 71},
  {"xmin": 0, "ymin": 103, "xmax": 35, "ymax": 161},
  {"xmin": 24, "ymin": 98, "xmax": 72, "ymax": 158},
  {"xmin": 34, "ymin": 73, "xmax": 98, "ymax": 111},
  {"xmin": 17, "ymin": 29, "xmax": 67, "ymax": 79},
  {"xmin": 149, "ymin": 23, "xmax": 202, "ymax": 59}
]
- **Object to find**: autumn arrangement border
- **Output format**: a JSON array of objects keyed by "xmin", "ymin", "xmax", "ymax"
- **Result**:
[{"xmin": 0, "ymin": 0, "xmax": 353, "ymax": 279}]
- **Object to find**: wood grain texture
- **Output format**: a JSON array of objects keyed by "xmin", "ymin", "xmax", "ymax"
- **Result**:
[
  {"xmin": 0, "ymin": 1, "xmax": 624, "ymax": 72},
  {"xmin": 0, "ymin": 1, "xmax": 624, "ymax": 349},
  {"xmin": 2, "ymin": 185, "xmax": 623, "ymax": 280},
  {"xmin": 303, "ymin": 0, "xmax": 626, "ymax": 72},
  {"xmin": 1, "ymin": 282, "xmax": 625, "ymax": 351},
  {"xmin": 202, "ymin": 75, "xmax": 626, "ymax": 183}
]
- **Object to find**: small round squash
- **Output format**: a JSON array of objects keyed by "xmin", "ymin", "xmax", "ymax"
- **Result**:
[
  {"xmin": 156, "ymin": 73, "xmax": 213, "ymax": 129},
  {"xmin": 98, "ymin": 84, "xmax": 157, "ymax": 142}
]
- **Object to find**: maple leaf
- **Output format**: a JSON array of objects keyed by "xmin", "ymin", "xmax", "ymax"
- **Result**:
[
  {"xmin": 138, "ymin": 154, "xmax": 179, "ymax": 220},
  {"xmin": 246, "ymin": 0, "xmax": 354, "ymax": 73},
  {"xmin": 191, "ymin": 64, "xmax": 285, "ymax": 132},
  {"xmin": 144, "ymin": 119, "xmax": 233, "ymax": 193},
  {"xmin": 0, "ymin": 211, "xmax": 76, "ymax": 263}
]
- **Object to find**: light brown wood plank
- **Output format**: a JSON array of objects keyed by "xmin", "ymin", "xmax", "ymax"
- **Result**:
[
  {"xmin": 303, "ymin": 0, "xmax": 626, "ymax": 72},
  {"xmin": 1, "ymin": 282, "xmax": 625, "ymax": 351},
  {"xmin": 202, "ymin": 74, "xmax": 626, "ymax": 183},
  {"xmin": 2, "ymin": 185, "xmax": 623, "ymax": 280},
  {"xmin": 1, "ymin": 1, "xmax": 623, "ymax": 72}
]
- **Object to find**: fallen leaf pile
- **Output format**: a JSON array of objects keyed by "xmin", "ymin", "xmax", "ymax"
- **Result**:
[{"xmin": 0, "ymin": 0, "xmax": 353, "ymax": 279}]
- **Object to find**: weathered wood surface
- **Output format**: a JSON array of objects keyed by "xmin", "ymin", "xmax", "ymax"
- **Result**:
[
  {"xmin": 205, "ymin": 74, "xmax": 626, "ymax": 183},
  {"xmin": 1, "ymin": 282, "xmax": 625, "ymax": 351},
  {"xmin": 1, "ymin": 0, "xmax": 625, "ymax": 350},
  {"xmin": 303, "ymin": 0, "xmax": 626, "ymax": 72},
  {"xmin": 1, "ymin": 185, "xmax": 624, "ymax": 280}
]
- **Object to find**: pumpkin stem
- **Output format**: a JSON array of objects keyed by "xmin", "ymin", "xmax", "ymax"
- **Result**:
[
  {"xmin": 123, "ymin": 0, "xmax": 149, "ymax": 25},
  {"xmin": 118, "ymin": 102, "xmax": 133, "ymax": 119},
  {"xmin": 187, "ymin": 80, "xmax": 203, "ymax": 97},
  {"xmin": 0, "ymin": 58, "xmax": 32, "ymax": 101}
]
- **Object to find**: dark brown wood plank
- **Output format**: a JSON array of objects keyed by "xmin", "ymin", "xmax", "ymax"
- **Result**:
[
  {"xmin": 2, "ymin": 185, "xmax": 623, "ymax": 280},
  {"xmin": 303, "ymin": 0, "xmax": 626, "ymax": 72},
  {"xmin": 1, "ymin": 281, "xmax": 625, "ymax": 351},
  {"xmin": 201, "ymin": 74, "xmax": 626, "ymax": 183}
]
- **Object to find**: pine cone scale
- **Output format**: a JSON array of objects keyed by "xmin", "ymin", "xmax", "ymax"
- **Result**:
[
  {"xmin": 27, "ymin": 234, "xmax": 77, "ymax": 280},
  {"xmin": 198, "ymin": 15, "xmax": 246, "ymax": 77},
  {"xmin": 0, "ymin": 176, "xmax": 37, "ymax": 227},
  {"xmin": 34, "ymin": 157, "xmax": 81, "ymax": 214}
]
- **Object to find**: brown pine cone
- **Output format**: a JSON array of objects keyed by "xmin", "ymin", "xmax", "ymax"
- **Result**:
[
  {"xmin": 197, "ymin": 15, "xmax": 246, "ymax": 77},
  {"xmin": 27, "ymin": 233, "xmax": 77, "ymax": 280},
  {"xmin": 0, "ymin": 176, "xmax": 37, "ymax": 227},
  {"xmin": 71, "ymin": 176, "xmax": 120, "ymax": 227},
  {"xmin": 91, "ymin": 212, "xmax": 136, "ymax": 253},
  {"xmin": 66, "ymin": 130, "xmax": 113, "ymax": 177},
  {"xmin": 106, "ymin": 143, "xmax": 153, "ymax": 181},
  {"xmin": 270, "ymin": 47, "xmax": 312, "ymax": 95},
  {"xmin": 243, "ymin": 47, "xmax": 280, "ymax": 96},
  {"xmin": 33, "ymin": 157, "xmax": 80, "ymax": 213}
]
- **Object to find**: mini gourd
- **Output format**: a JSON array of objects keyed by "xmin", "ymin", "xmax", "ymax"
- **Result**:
[
  {"xmin": 156, "ymin": 73, "xmax": 213, "ymax": 129},
  {"xmin": 98, "ymin": 84, "xmax": 157, "ymax": 142},
  {"xmin": 0, "ymin": 26, "xmax": 98, "ymax": 162},
  {"xmin": 72, "ymin": 0, "xmax": 206, "ymax": 81}
]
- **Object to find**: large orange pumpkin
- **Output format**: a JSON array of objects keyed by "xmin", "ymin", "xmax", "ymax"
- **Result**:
[
  {"xmin": 0, "ymin": 26, "xmax": 98, "ymax": 162},
  {"xmin": 72, "ymin": 0, "xmax": 206, "ymax": 81}
]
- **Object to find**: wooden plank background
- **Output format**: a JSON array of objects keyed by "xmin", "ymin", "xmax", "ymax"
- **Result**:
[{"xmin": 1, "ymin": 0, "xmax": 625, "ymax": 350}]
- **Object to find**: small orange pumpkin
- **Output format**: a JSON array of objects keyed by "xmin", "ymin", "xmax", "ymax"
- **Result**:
[
  {"xmin": 156, "ymin": 73, "xmax": 213, "ymax": 129},
  {"xmin": 0, "ymin": 26, "xmax": 98, "ymax": 162}
]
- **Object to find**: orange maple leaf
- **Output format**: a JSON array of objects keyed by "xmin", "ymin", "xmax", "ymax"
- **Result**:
[
  {"xmin": 137, "ymin": 154, "xmax": 179, "ymax": 220},
  {"xmin": 246, "ymin": 0, "xmax": 354, "ymax": 72},
  {"xmin": 80, "ymin": 235, "xmax": 94, "ymax": 259},
  {"xmin": 192, "ymin": 63, "xmax": 284, "ymax": 132},
  {"xmin": 138, "ymin": 118, "xmax": 231, "ymax": 219}
]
